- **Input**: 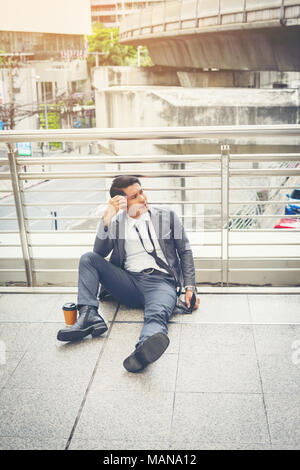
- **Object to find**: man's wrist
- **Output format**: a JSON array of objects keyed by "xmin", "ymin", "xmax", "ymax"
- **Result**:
[
  {"xmin": 102, "ymin": 214, "xmax": 112, "ymax": 229},
  {"xmin": 185, "ymin": 285, "xmax": 196, "ymax": 292}
]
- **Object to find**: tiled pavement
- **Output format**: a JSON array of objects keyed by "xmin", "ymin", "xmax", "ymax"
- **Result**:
[{"xmin": 0, "ymin": 293, "xmax": 299, "ymax": 450}]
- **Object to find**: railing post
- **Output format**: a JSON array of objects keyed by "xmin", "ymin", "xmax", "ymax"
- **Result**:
[
  {"xmin": 280, "ymin": 0, "xmax": 285, "ymax": 22},
  {"xmin": 7, "ymin": 144, "xmax": 33, "ymax": 286},
  {"xmin": 221, "ymin": 144, "xmax": 230, "ymax": 287},
  {"xmin": 243, "ymin": 0, "xmax": 247, "ymax": 23},
  {"xmin": 150, "ymin": 2, "xmax": 154, "ymax": 33},
  {"xmin": 218, "ymin": 0, "xmax": 222, "ymax": 25},
  {"xmin": 179, "ymin": 0, "xmax": 183, "ymax": 30},
  {"xmin": 139, "ymin": 6, "xmax": 142, "ymax": 35},
  {"xmin": 195, "ymin": 0, "xmax": 199, "ymax": 28}
]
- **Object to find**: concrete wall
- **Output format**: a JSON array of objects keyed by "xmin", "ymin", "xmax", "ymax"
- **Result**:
[
  {"xmin": 177, "ymin": 70, "xmax": 300, "ymax": 89},
  {"xmin": 259, "ymin": 71, "xmax": 300, "ymax": 89},
  {"xmin": 177, "ymin": 71, "xmax": 260, "ymax": 88},
  {"xmin": 93, "ymin": 66, "xmax": 180, "ymax": 89},
  {"xmin": 96, "ymin": 85, "xmax": 300, "ymax": 129},
  {"xmin": 94, "ymin": 83, "xmax": 300, "ymax": 160},
  {"xmin": 94, "ymin": 67, "xmax": 300, "ymax": 90}
]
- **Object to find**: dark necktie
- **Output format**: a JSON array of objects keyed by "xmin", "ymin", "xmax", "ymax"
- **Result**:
[{"xmin": 134, "ymin": 220, "xmax": 181, "ymax": 295}]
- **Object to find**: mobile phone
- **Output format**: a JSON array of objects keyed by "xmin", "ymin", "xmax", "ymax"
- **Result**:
[
  {"xmin": 189, "ymin": 292, "xmax": 196, "ymax": 312},
  {"xmin": 118, "ymin": 196, "xmax": 127, "ymax": 211}
]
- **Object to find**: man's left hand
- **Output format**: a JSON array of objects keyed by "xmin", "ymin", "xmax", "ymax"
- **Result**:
[{"xmin": 185, "ymin": 291, "xmax": 200, "ymax": 310}]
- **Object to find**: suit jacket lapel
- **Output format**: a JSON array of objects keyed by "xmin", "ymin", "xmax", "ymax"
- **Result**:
[{"xmin": 149, "ymin": 206, "xmax": 169, "ymax": 260}]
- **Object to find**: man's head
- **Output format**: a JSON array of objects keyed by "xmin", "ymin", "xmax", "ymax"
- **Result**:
[{"xmin": 110, "ymin": 175, "xmax": 149, "ymax": 219}]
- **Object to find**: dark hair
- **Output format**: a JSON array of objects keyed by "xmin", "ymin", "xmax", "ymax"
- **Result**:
[{"xmin": 109, "ymin": 175, "xmax": 141, "ymax": 198}]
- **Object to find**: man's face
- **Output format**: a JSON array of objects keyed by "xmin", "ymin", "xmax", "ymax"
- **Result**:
[{"xmin": 121, "ymin": 183, "xmax": 148, "ymax": 218}]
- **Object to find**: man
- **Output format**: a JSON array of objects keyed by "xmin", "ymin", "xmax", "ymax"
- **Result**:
[{"xmin": 57, "ymin": 176, "xmax": 199, "ymax": 373}]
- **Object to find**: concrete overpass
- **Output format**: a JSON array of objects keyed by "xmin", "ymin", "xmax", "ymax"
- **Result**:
[{"xmin": 119, "ymin": 0, "xmax": 300, "ymax": 71}]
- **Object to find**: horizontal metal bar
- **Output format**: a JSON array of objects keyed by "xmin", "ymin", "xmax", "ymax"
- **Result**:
[
  {"xmin": 0, "ymin": 244, "xmax": 21, "ymax": 247},
  {"xmin": 229, "ymin": 242, "xmax": 300, "ymax": 245},
  {"xmin": 2, "ymin": 241, "xmax": 297, "ymax": 248},
  {"xmin": 229, "ymin": 186, "xmax": 300, "ymax": 190},
  {"xmin": 1, "ymin": 242, "xmax": 217, "ymax": 248},
  {"xmin": 14, "ymin": 154, "xmax": 222, "ymax": 165},
  {"xmin": 1, "ymin": 125, "xmax": 299, "ymax": 143},
  {"xmin": 195, "ymin": 268, "xmax": 222, "ymax": 271},
  {"xmin": 25, "ymin": 267, "xmax": 223, "ymax": 273},
  {"xmin": 230, "ymin": 229, "xmax": 300, "ymax": 232},
  {"xmin": 32, "ymin": 269, "xmax": 77, "ymax": 273},
  {"xmin": 0, "ymin": 269, "xmax": 25, "ymax": 272},
  {"xmin": 1, "ymin": 286, "xmax": 300, "ymax": 294},
  {"xmin": 0, "ymin": 228, "xmax": 266, "ymax": 234},
  {"xmin": 230, "ymin": 169, "xmax": 300, "ymax": 176},
  {"xmin": 21, "ymin": 187, "xmax": 221, "ymax": 192},
  {"xmin": 228, "ymin": 257, "xmax": 300, "ymax": 259},
  {"xmin": 10, "ymin": 153, "xmax": 290, "ymax": 164},
  {"xmin": 229, "ymin": 268, "xmax": 300, "ymax": 271},
  {"xmin": 0, "ymin": 286, "xmax": 79, "ymax": 292},
  {"xmin": 10, "ymin": 256, "xmax": 298, "ymax": 262},
  {"xmin": 3, "ymin": 169, "xmax": 297, "ymax": 181},
  {"xmin": 229, "ymin": 201, "xmax": 294, "ymax": 205},
  {"xmin": 17, "ymin": 170, "xmax": 221, "ymax": 180},
  {"xmin": 230, "ymin": 153, "xmax": 300, "ymax": 161},
  {"xmin": 21, "ymin": 214, "xmax": 217, "ymax": 220},
  {"xmin": 0, "ymin": 230, "xmax": 91, "ymax": 233},
  {"xmin": 229, "ymin": 214, "xmax": 300, "ymax": 218},
  {"xmin": 0, "ymin": 217, "xmax": 17, "ymax": 220},
  {"xmin": 5, "ymin": 216, "xmax": 90, "ymax": 222},
  {"xmin": 19, "ymin": 201, "xmax": 221, "ymax": 207}
]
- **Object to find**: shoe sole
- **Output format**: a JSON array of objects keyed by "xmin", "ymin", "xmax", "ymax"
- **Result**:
[
  {"xmin": 123, "ymin": 354, "xmax": 144, "ymax": 373},
  {"xmin": 123, "ymin": 332, "xmax": 170, "ymax": 373},
  {"xmin": 138, "ymin": 332, "xmax": 170, "ymax": 364},
  {"xmin": 57, "ymin": 323, "xmax": 108, "ymax": 342}
]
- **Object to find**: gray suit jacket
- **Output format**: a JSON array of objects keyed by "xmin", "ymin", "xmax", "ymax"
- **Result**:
[{"xmin": 93, "ymin": 206, "xmax": 196, "ymax": 299}]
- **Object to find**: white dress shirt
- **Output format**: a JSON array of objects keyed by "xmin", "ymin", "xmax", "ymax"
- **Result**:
[{"xmin": 124, "ymin": 211, "xmax": 169, "ymax": 274}]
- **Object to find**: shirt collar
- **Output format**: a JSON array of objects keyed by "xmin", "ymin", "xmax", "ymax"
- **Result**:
[{"xmin": 126, "ymin": 210, "xmax": 150, "ymax": 230}]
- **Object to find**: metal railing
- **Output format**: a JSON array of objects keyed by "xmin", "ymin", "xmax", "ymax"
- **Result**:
[
  {"xmin": 0, "ymin": 124, "xmax": 300, "ymax": 288},
  {"xmin": 119, "ymin": 0, "xmax": 295, "ymax": 41}
]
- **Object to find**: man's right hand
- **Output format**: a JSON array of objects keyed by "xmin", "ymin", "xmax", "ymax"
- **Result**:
[{"xmin": 102, "ymin": 195, "xmax": 127, "ymax": 227}]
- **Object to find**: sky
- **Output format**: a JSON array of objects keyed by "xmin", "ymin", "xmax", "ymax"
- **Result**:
[{"xmin": 0, "ymin": 0, "xmax": 92, "ymax": 35}]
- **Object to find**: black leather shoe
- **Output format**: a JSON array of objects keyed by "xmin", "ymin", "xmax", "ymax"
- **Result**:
[
  {"xmin": 57, "ymin": 305, "xmax": 108, "ymax": 342},
  {"xmin": 123, "ymin": 332, "xmax": 170, "ymax": 373}
]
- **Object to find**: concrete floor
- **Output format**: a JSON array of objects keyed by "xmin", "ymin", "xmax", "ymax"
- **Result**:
[{"xmin": 0, "ymin": 292, "xmax": 300, "ymax": 450}]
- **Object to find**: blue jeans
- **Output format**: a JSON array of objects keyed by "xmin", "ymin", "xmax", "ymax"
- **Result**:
[{"xmin": 77, "ymin": 251, "xmax": 177, "ymax": 346}]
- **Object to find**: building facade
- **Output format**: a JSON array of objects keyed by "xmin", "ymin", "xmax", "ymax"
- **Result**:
[
  {"xmin": 91, "ymin": 0, "xmax": 164, "ymax": 28},
  {"xmin": 0, "ymin": 0, "xmax": 91, "ymax": 59},
  {"xmin": 0, "ymin": 0, "xmax": 92, "ymax": 129}
]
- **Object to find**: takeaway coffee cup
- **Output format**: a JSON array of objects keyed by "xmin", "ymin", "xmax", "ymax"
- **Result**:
[{"xmin": 62, "ymin": 302, "xmax": 77, "ymax": 326}]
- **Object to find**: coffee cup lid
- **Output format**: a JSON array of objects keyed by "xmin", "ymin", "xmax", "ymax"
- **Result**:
[{"xmin": 62, "ymin": 302, "xmax": 77, "ymax": 311}]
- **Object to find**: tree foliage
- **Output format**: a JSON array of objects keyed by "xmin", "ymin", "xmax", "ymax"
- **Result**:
[{"xmin": 87, "ymin": 22, "xmax": 153, "ymax": 68}]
